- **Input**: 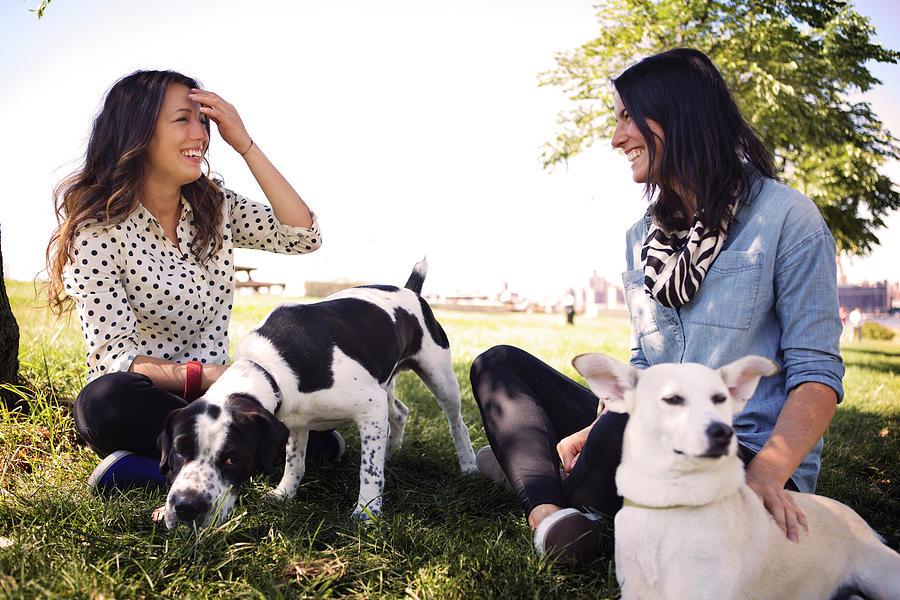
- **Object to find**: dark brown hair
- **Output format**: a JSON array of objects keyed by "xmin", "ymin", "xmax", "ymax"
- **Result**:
[
  {"xmin": 613, "ymin": 48, "xmax": 774, "ymax": 232},
  {"xmin": 46, "ymin": 70, "xmax": 225, "ymax": 313}
]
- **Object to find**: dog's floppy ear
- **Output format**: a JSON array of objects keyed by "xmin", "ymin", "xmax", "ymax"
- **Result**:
[
  {"xmin": 157, "ymin": 408, "xmax": 180, "ymax": 479},
  {"xmin": 717, "ymin": 355, "xmax": 780, "ymax": 412},
  {"xmin": 254, "ymin": 410, "xmax": 289, "ymax": 473},
  {"xmin": 572, "ymin": 353, "xmax": 638, "ymax": 414}
]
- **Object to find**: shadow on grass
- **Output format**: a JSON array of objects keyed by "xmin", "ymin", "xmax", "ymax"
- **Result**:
[
  {"xmin": 820, "ymin": 403, "xmax": 900, "ymax": 551},
  {"xmin": 841, "ymin": 343, "xmax": 900, "ymax": 376}
]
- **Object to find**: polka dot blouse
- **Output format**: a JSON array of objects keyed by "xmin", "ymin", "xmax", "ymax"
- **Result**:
[{"xmin": 64, "ymin": 187, "xmax": 321, "ymax": 382}]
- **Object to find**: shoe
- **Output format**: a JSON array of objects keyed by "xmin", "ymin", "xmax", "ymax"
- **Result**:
[
  {"xmin": 88, "ymin": 450, "xmax": 167, "ymax": 492},
  {"xmin": 476, "ymin": 446, "xmax": 511, "ymax": 489},
  {"xmin": 306, "ymin": 430, "xmax": 346, "ymax": 463},
  {"xmin": 533, "ymin": 507, "xmax": 602, "ymax": 564}
]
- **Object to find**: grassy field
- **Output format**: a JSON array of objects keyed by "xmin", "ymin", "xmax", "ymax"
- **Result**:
[{"xmin": 1, "ymin": 280, "xmax": 898, "ymax": 599}]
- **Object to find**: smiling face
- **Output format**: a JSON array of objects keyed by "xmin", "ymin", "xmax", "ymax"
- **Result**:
[
  {"xmin": 611, "ymin": 91, "xmax": 665, "ymax": 184},
  {"xmin": 144, "ymin": 83, "xmax": 209, "ymax": 193}
]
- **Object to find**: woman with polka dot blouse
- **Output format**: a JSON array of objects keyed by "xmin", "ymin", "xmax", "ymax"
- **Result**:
[{"xmin": 46, "ymin": 70, "xmax": 343, "ymax": 490}]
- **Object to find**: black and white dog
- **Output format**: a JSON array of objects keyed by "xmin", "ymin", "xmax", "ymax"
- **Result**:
[{"xmin": 158, "ymin": 259, "xmax": 478, "ymax": 529}]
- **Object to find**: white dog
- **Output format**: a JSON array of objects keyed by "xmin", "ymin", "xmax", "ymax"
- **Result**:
[{"xmin": 572, "ymin": 353, "xmax": 900, "ymax": 600}]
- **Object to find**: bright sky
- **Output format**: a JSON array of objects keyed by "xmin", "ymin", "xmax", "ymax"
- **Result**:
[{"xmin": 2, "ymin": 0, "xmax": 898, "ymax": 301}]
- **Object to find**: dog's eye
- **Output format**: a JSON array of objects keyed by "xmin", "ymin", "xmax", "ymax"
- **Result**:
[
  {"xmin": 662, "ymin": 394, "xmax": 685, "ymax": 406},
  {"xmin": 711, "ymin": 393, "xmax": 727, "ymax": 404},
  {"xmin": 173, "ymin": 436, "xmax": 195, "ymax": 458},
  {"xmin": 223, "ymin": 456, "xmax": 235, "ymax": 466}
]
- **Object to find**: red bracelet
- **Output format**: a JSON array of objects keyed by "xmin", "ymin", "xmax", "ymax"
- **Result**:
[{"xmin": 184, "ymin": 360, "xmax": 203, "ymax": 401}]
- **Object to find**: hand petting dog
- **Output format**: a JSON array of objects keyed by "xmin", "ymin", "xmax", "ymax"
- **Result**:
[{"xmin": 746, "ymin": 462, "xmax": 808, "ymax": 543}]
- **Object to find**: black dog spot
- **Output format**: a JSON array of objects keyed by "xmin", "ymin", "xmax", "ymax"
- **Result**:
[{"xmin": 255, "ymin": 299, "xmax": 427, "ymax": 390}]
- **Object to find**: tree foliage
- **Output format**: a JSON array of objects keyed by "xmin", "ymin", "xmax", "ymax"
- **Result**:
[
  {"xmin": 28, "ymin": 0, "xmax": 52, "ymax": 19},
  {"xmin": 540, "ymin": 0, "xmax": 900, "ymax": 255}
]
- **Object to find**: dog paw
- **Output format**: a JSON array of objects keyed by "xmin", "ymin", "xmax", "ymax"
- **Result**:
[
  {"xmin": 263, "ymin": 489, "xmax": 290, "ymax": 502},
  {"xmin": 460, "ymin": 461, "xmax": 478, "ymax": 474},
  {"xmin": 350, "ymin": 505, "xmax": 381, "ymax": 522}
]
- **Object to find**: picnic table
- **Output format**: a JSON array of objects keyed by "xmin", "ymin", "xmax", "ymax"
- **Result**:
[{"xmin": 234, "ymin": 266, "xmax": 285, "ymax": 295}]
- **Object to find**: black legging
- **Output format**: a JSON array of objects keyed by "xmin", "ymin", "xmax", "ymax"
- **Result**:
[
  {"xmin": 74, "ymin": 372, "xmax": 188, "ymax": 459},
  {"xmin": 470, "ymin": 345, "xmax": 628, "ymax": 519},
  {"xmin": 470, "ymin": 345, "xmax": 800, "ymax": 522},
  {"xmin": 73, "ymin": 371, "xmax": 335, "ymax": 461}
]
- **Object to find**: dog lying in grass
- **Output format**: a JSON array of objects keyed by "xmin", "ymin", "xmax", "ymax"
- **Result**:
[{"xmin": 572, "ymin": 353, "xmax": 900, "ymax": 600}]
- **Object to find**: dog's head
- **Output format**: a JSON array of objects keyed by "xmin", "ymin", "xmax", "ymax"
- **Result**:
[
  {"xmin": 572, "ymin": 354, "xmax": 778, "ymax": 463},
  {"xmin": 157, "ymin": 392, "xmax": 288, "ymax": 530}
]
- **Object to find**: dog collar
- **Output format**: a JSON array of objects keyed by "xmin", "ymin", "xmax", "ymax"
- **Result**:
[
  {"xmin": 622, "ymin": 498, "xmax": 691, "ymax": 511},
  {"xmin": 246, "ymin": 360, "xmax": 283, "ymax": 414}
]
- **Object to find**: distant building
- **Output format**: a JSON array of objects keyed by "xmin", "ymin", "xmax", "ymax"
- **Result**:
[
  {"xmin": 838, "ymin": 280, "xmax": 894, "ymax": 314},
  {"xmin": 582, "ymin": 271, "xmax": 626, "ymax": 316},
  {"xmin": 588, "ymin": 271, "xmax": 609, "ymax": 304},
  {"xmin": 588, "ymin": 271, "xmax": 625, "ymax": 307}
]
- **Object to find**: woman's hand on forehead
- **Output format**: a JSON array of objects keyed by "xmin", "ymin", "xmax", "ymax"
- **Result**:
[{"xmin": 188, "ymin": 89, "xmax": 252, "ymax": 155}]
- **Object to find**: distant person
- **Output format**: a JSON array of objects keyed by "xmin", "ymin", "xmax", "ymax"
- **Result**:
[
  {"xmin": 839, "ymin": 306, "xmax": 850, "ymax": 343},
  {"xmin": 849, "ymin": 307, "xmax": 863, "ymax": 342},
  {"xmin": 470, "ymin": 48, "xmax": 843, "ymax": 563},
  {"xmin": 563, "ymin": 289, "xmax": 576, "ymax": 326},
  {"xmin": 46, "ymin": 70, "xmax": 343, "ymax": 492}
]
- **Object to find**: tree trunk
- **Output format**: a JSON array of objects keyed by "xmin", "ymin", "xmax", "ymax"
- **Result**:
[{"xmin": 0, "ymin": 225, "xmax": 21, "ymax": 408}]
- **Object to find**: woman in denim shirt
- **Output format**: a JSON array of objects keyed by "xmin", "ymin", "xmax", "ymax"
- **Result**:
[{"xmin": 470, "ymin": 48, "xmax": 843, "ymax": 564}]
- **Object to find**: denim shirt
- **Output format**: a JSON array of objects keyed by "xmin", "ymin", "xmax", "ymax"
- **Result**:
[{"xmin": 622, "ymin": 175, "xmax": 844, "ymax": 493}]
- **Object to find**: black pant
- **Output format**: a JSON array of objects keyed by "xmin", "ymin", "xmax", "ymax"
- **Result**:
[
  {"xmin": 73, "ymin": 371, "xmax": 337, "ymax": 462},
  {"xmin": 470, "ymin": 345, "xmax": 627, "ymax": 519},
  {"xmin": 470, "ymin": 346, "xmax": 799, "ymax": 522},
  {"xmin": 74, "ymin": 372, "xmax": 188, "ymax": 459}
]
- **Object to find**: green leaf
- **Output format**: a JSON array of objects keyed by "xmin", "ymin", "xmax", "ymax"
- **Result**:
[{"xmin": 540, "ymin": 0, "xmax": 900, "ymax": 256}]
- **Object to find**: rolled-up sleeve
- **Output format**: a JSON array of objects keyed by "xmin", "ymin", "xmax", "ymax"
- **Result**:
[
  {"xmin": 64, "ymin": 228, "xmax": 141, "ymax": 379},
  {"xmin": 774, "ymin": 209, "xmax": 845, "ymax": 402},
  {"xmin": 226, "ymin": 188, "xmax": 322, "ymax": 254}
]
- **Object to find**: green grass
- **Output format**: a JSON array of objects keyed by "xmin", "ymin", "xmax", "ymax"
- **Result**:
[{"xmin": 1, "ymin": 280, "xmax": 898, "ymax": 599}]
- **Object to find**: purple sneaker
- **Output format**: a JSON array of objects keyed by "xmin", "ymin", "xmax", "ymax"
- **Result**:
[{"xmin": 87, "ymin": 450, "xmax": 167, "ymax": 492}]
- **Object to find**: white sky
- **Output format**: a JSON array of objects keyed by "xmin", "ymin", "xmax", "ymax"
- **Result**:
[{"xmin": 2, "ymin": 0, "xmax": 898, "ymax": 301}]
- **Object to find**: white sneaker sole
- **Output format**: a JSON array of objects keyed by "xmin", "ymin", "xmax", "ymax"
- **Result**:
[{"xmin": 533, "ymin": 507, "xmax": 602, "ymax": 563}]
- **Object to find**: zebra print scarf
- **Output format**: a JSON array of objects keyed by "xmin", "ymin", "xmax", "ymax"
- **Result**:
[{"xmin": 641, "ymin": 208, "xmax": 731, "ymax": 309}]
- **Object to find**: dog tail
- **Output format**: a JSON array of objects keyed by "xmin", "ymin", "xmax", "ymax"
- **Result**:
[{"xmin": 404, "ymin": 257, "xmax": 428, "ymax": 294}]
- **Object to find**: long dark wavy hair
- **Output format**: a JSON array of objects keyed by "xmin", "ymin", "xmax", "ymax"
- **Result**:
[
  {"xmin": 613, "ymin": 48, "xmax": 774, "ymax": 233},
  {"xmin": 46, "ymin": 70, "xmax": 225, "ymax": 314}
]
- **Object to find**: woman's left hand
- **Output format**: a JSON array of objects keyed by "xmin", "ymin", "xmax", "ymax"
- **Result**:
[
  {"xmin": 189, "ymin": 89, "xmax": 253, "ymax": 156},
  {"xmin": 743, "ymin": 382, "xmax": 834, "ymax": 543},
  {"xmin": 745, "ymin": 467, "xmax": 809, "ymax": 543}
]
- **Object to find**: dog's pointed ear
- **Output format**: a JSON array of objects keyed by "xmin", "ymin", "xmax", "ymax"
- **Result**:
[
  {"xmin": 572, "ymin": 353, "xmax": 638, "ymax": 414},
  {"xmin": 717, "ymin": 356, "xmax": 780, "ymax": 412},
  {"xmin": 254, "ymin": 410, "xmax": 289, "ymax": 473}
]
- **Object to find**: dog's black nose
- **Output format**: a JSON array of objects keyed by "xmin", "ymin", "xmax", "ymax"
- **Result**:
[
  {"xmin": 171, "ymin": 492, "xmax": 209, "ymax": 522},
  {"xmin": 706, "ymin": 422, "xmax": 733, "ymax": 451}
]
